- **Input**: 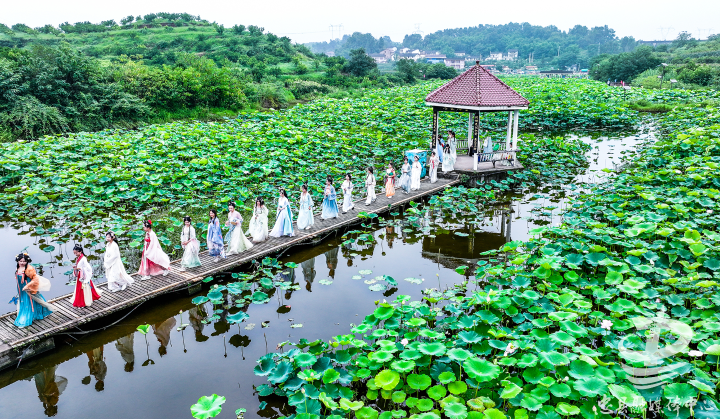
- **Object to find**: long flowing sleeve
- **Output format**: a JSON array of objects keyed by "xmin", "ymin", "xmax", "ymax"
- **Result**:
[{"xmin": 79, "ymin": 258, "xmax": 93, "ymax": 284}]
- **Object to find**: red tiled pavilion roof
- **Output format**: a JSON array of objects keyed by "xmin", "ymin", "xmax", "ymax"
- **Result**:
[{"xmin": 425, "ymin": 63, "xmax": 529, "ymax": 108}]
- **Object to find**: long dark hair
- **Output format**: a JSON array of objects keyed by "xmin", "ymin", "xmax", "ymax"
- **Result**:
[
  {"xmin": 228, "ymin": 201, "xmax": 236, "ymax": 211},
  {"xmin": 209, "ymin": 209, "xmax": 218, "ymax": 221},
  {"xmin": 326, "ymin": 175, "xmax": 333, "ymax": 184},
  {"xmin": 345, "ymin": 173, "xmax": 352, "ymax": 182},
  {"xmin": 279, "ymin": 189, "xmax": 288, "ymax": 198},
  {"xmin": 367, "ymin": 166, "xmax": 374, "ymax": 174},
  {"xmin": 255, "ymin": 197, "xmax": 265, "ymax": 208},
  {"xmin": 183, "ymin": 216, "xmax": 192, "ymax": 223},
  {"xmin": 301, "ymin": 184, "xmax": 308, "ymax": 193},
  {"xmin": 106, "ymin": 231, "xmax": 117, "ymax": 243},
  {"xmin": 143, "ymin": 220, "xmax": 152, "ymax": 229},
  {"xmin": 73, "ymin": 244, "xmax": 85, "ymax": 255},
  {"xmin": 15, "ymin": 252, "xmax": 31, "ymax": 269}
]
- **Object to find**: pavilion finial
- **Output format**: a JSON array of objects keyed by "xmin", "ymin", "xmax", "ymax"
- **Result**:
[{"xmin": 475, "ymin": 60, "xmax": 480, "ymax": 65}]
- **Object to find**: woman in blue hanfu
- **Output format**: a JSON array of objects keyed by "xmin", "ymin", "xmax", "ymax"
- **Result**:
[
  {"xmin": 297, "ymin": 184, "xmax": 315, "ymax": 230},
  {"xmin": 225, "ymin": 201, "xmax": 253, "ymax": 255},
  {"xmin": 270, "ymin": 189, "xmax": 295, "ymax": 237},
  {"xmin": 207, "ymin": 209, "xmax": 226, "ymax": 262},
  {"xmin": 12, "ymin": 252, "xmax": 54, "ymax": 328},
  {"xmin": 435, "ymin": 135, "xmax": 445, "ymax": 162},
  {"xmin": 321, "ymin": 176, "xmax": 339, "ymax": 220}
]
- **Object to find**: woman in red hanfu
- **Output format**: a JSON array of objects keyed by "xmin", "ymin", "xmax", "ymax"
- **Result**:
[
  {"xmin": 71, "ymin": 244, "xmax": 101, "ymax": 308},
  {"xmin": 138, "ymin": 220, "xmax": 171, "ymax": 280}
]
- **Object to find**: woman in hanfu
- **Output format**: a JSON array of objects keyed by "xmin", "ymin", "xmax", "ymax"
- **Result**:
[
  {"xmin": 384, "ymin": 164, "xmax": 396, "ymax": 198},
  {"xmin": 398, "ymin": 156, "xmax": 411, "ymax": 194},
  {"xmin": 180, "ymin": 216, "xmax": 201, "ymax": 271},
  {"xmin": 71, "ymin": 244, "xmax": 101, "ymax": 308},
  {"xmin": 138, "ymin": 220, "xmax": 171, "ymax": 280},
  {"xmin": 429, "ymin": 151, "xmax": 439, "ymax": 183},
  {"xmin": 225, "ymin": 202, "xmax": 253, "ymax": 255},
  {"xmin": 410, "ymin": 155, "xmax": 422, "ymax": 190},
  {"xmin": 442, "ymin": 143, "xmax": 455, "ymax": 172},
  {"xmin": 447, "ymin": 130, "xmax": 458, "ymax": 161},
  {"xmin": 436, "ymin": 135, "xmax": 445, "ymax": 162},
  {"xmin": 247, "ymin": 197, "xmax": 270, "ymax": 242},
  {"xmin": 341, "ymin": 174, "xmax": 355, "ymax": 213},
  {"xmin": 321, "ymin": 176, "xmax": 340, "ymax": 219},
  {"xmin": 365, "ymin": 167, "xmax": 376, "ymax": 205},
  {"xmin": 13, "ymin": 252, "xmax": 53, "ymax": 328},
  {"xmin": 297, "ymin": 184, "xmax": 315, "ymax": 230},
  {"xmin": 104, "ymin": 232, "xmax": 134, "ymax": 292},
  {"xmin": 270, "ymin": 189, "xmax": 295, "ymax": 237},
  {"xmin": 207, "ymin": 210, "xmax": 226, "ymax": 262}
]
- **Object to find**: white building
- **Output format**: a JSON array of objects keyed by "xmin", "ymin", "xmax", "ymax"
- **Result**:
[
  {"xmin": 505, "ymin": 49, "xmax": 519, "ymax": 61},
  {"xmin": 488, "ymin": 52, "xmax": 503, "ymax": 61},
  {"xmin": 444, "ymin": 59, "xmax": 465, "ymax": 70}
]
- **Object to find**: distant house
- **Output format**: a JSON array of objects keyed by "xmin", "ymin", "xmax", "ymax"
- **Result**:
[
  {"xmin": 525, "ymin": 65, "xmax": 538, "ymax": 71},
  {"xmin": 380, "ymin": 47, "xmax": 397, "ymax": 60},
  {"xmin": 326, "ymin": 51, "xmax": 336, "ymax": 57},
  {"xmin": 506, "ymin": 49, "xmax": 519, "ymax": 61},
  {"xmin": 487, "ymin": 52, "xmax": 503, "ymax": 61},
  {"xmin": 638, "ymin": 40, "xmax": 673, "ymax": 47},
  {"xmin": 454, "ymin": 52, "xmax": 466, "ymax": 57},
  {"xmin": 425, "ymin": 53, "xmax": 447, "ymax": 64},
  {"xmin": 398, "ymin": 52, "xmax": 421, "ymax": 61},
  {"xmin": 370, "ymin": 53, "xmax": 388, "ymax": 64},
  {"xmin": 444, "ymin": 58, "xmax": 465, "ymax": 70}
]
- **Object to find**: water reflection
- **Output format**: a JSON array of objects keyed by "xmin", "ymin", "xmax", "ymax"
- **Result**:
[
  {"xmin": 0, "ymin": 133, "xmax": 647, "ymax": 419},
  {"xmin": 34, "ymin": 366, "xmax": 67, "ymax": 416}
]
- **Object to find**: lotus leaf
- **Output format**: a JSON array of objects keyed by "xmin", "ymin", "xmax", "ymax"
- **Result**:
[
  {"xmin": 375, "ymin": 370, "xmax": 401, "ymax": 391},
  {"xmin": 407, "ymin": 374, "xmax": 432, "ymax": 390},
  {"xmin": 190, "ymin": 394, "xmax": 226, "ymax": 419}
]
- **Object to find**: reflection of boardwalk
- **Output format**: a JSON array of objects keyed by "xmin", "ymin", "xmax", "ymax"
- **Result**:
[
  {"xmin": 0, "ymin": 177, "xmax": 460, "ymax": 369},
  {"xmin": 451, "ymin": 155, "xmax": 524, "ymax": 175}
]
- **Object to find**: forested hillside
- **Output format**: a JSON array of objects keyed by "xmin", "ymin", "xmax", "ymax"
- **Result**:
[
  {"xmin": 308, "ymin": 23, "xmax": 637, "ymax": 70},
  {"xmin": 0, "ymin": 13, "xmax": 439, "ymax": 141}
]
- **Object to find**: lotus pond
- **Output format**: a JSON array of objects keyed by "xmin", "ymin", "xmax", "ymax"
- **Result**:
[{"xmin": 1, "ymin": 77, "xmax": 719, "ymax": 419}]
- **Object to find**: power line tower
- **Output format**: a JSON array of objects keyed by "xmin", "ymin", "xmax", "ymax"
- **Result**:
[
  {"xmin": 413, "ymin": 24, "xmax": 424, "ymax": 36},
  {"xmin": 658, "ymin": 27, "xmax": 674, "ymax": 41},
  {"xmin": 329, "ymin": 24, "xmax": 344, "ymax": 40}
]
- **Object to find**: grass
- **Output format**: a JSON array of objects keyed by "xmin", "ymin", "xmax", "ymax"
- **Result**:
[{"xmin": 624, "ymin": 99, "xmax": 675, "ymax": 113}]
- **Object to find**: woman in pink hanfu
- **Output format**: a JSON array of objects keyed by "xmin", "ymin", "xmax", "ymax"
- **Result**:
[{"xmin": 138, "ymin": 220, "xmax": 171, "ymax": 280}]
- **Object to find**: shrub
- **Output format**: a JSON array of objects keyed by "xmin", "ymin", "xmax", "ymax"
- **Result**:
[{"xmin": 0, "ymin": 96, "xmax": 69, "ymax": 139}]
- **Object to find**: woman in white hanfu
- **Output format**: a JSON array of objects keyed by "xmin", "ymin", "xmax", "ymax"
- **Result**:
[
  {"xmin": 410, "ymin": 155, "xmax": 422, "ymax": 191},
  {"xmin": 180, "ymin": 216, "xmax": 201, "ymax": 271},
  {"xmin": 442, "ymin": 143, "xmax": 455, "ymax": 172},
  {"xmin": 365, "ymin": 167, "xmax": 376, "ymax": 205},
  {"xmin": 297, "ymin": 184, "xmax": 315, "ymax": 230},
  {"xmin": 270, "ymin": 189, "xmax": 295, "ymax": 237},
  {"xmin": 447, "ymin": 130, "xmax": 458, "ymax": 162},
  {"xmin": 429, "ymin": 151, "xmax": 439, "ymax": 183},
  {"xmin": 341, "ymin": 174, "xmax": 354, "ymax": 213},
  {"xmin": 398, "ymin": 156, "xmax": 411, "ymax": 193},
  {"xmin": 138, "ymin": 220, "xmax": 171, "ymax": 280},
  {"xmin": 71, "ymin": 244, "xmax": 101, "ymax": 308},
  {"xmin": 104, "ymin": 232, "xmax": 134, "ymax": 292},
  {"xmin": 225, "ymin": 201, "xmax": 253, "ymax": 255},
  {"xmin": 247, "ymin": 197, "xmax": 270, "ymax": 242}
]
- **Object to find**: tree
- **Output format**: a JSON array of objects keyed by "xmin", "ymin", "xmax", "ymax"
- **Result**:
[
  {"xmin": 672, "ymin": 31, "xmax": 696, "ymax": 48},
  {"xmin": 425, "ymin": 63, "xmax": 457, "ymax": 79},
  {"xmin": 590, "ymin": 45, "xmax": 660, "ymax": 81},
  {"xmin": 143, "ymin": 13, "xmax": 158, "ymax": 23},
  {"xmin": 214, "ymin": 24, "xmax": 225, "ymax": 36},
  {"xmin": 395, "ymin": 59, "xmax": 419, "ymax": 83},
  {"xmin": 120, "ymin": 16, "xmax": 135, "ymax": 25},
  {"xmin": 343, "ymin": 48, "xmax": 376, "ymax": 77},
  {"xmin": 232, "ymin": 25, "xmax": 245, "ymax": 35},
  {"xmin": 403, "ymin": 34, "xmax": 423, "ymax": 49}
]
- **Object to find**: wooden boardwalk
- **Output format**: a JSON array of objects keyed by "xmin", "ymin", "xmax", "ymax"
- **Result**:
[{"xmin": 0, "ymin": 177, "xmax": 460, "ymax": 369}]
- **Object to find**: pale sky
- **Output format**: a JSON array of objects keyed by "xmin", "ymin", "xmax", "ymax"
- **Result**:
[{"xmin": 2, "ymin": 0, "xmax": 718, "ymax": 44}]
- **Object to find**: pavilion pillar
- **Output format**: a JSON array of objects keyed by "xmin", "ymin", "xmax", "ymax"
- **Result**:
[
  {"xmin": 431, "ymin": 108, "xmax": 439, "ymax": 149},
  {"xmin": 472, "ymin": 112, "xmax": 480, "ymax": 171},
  {"xmin": 467, "ymin": 113, "xmax": 473, "ymax": 154},
  {"xmin": 505, "ymin": 111, "xmax": 513, "ymax": 150},
  {"xmin": 512, "ymin": 109, "xmax": 519, "ymax": 163}
]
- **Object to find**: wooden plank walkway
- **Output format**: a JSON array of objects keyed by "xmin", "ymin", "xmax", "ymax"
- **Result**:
[{"xmin": 0, "ymin": 177, "xmax": 460, "ymax": 367}]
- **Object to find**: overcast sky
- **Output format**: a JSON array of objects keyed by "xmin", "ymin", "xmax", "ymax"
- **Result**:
[{"xmin": 2, "ymin": 0, "xmax": 718, "ymax": 44}]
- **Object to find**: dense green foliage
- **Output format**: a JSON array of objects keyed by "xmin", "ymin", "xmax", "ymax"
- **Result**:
[
  {"xmin": 592, "ymin": 33, "xmax": 720, "ymax": 88},
  {"xmin": 249, "ymin": 75, "xmax": 720, "ymax": 419},
  {"xmin": 0, "ymin": 78, "xmax": 644, "ymax": 252}
]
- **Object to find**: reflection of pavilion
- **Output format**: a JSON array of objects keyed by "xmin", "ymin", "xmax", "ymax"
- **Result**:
[{"xmin": 421, "ymin": 209, "xmax": 512, "ymax": 271}]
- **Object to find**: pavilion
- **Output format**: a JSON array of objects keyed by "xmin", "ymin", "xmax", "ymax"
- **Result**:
[{"xmin": 424, "ymin": 62, "xmax": 529, "ymax": 171}]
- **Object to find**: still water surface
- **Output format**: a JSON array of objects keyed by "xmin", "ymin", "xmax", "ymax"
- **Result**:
[{"xmin": 0, "ymin": 132, "xmax": 648, "ymax": 419}]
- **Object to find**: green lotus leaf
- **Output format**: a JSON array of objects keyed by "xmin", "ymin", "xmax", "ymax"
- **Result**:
[
  {"xmin": 323, "ymin": 368, "xmax": 340, "ymax": 384},
  {"xmin": 416, "ymin": 398, "xmax": 435, "ymax": 412},
  {"xmin": 356, "ymin": 406, "xmax": 379, "ymax": 419},
  {"xmin": 374, "ymin": 306, "xmax": 395, "ymax": 320},
  {"xmin": 372, "ymin": 351, "xmax": 395, "ymax": 363},
  {"xmin": 438, "ymin": 371, "xmax": 456, "ymax": 384},
  {"xmin": 448, "ymin": 381, "xmax": 468, "ymax": 395},
  {"xmin": 539, "ymin": 351, "xmax": 570, "ymax": 366},
  {"xmin": 392, "ymin": 391, "xmax": 407, "ymax": 403},
  {"xmin": 464, "ymin": 358, "xmax": 500, "ymax": 382},
  {"xmin": 319, "ymin": 392, "xmax": 339, "ymax": 410},
  {"xmin": 443, "ymin": 402, "xmax": 468, "ymax": 419},
  {"xmin": 573, "ymin": 377, "xmax": 608, "ymax": 397},
  {"xmin": 414, "ymin": 413, "xmax": 440, "ymax": 419},
  {"xmin": 338, "ymin": 398, "xmax": 364, "ymax": 411},
  {"xmin": 549, "ymin": 383, "xmax": 572, "ymax": 398},
  {"xmin": 663, "ymin": 383, "xmax": 697, "ymax": 406},
  {"xmin": 391, "ymin": 360, "xmax": 415, "ymax": 373},
  {"xmin": 295, "ymin": 353, "xmax": 317, "ymax": 368},
  {"xmin": 555, "ymin": 402, "xmax": 580, "ymax": 416},
  {"xmin": 427, "ymin": 385, "xmax": 447, "ymax": 400},
  {"xmin": 447, "ymin": 348, "xmax": 472, "ymax": 362},
  {"xmin": 254, "ymin": 358, "xmax": 275, "ymax": 376},
  {"xmin": 267, "ymin": 361, "xmax": 293, "ymax": 384},
  {"xmin": 375, "ymin": 370, "xmax": 401, "ymax": 390},
  {"xmin": 407, "ymin": 373, "xmax": 432, "ymax": 390},
  {"xmin": 500, "ymin": 381, "xmax": 522, "ymax": 399},
  {"xmin": 400, "ymin": 349, "xmax": 423, "ymax": 360},
  {"xmin": 190, "ymin": 394, "xmax": 226, "ymax": 419},
  {"xmin": 418, "ymin": 342, "xmax": 446, "ymax": 357}
]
